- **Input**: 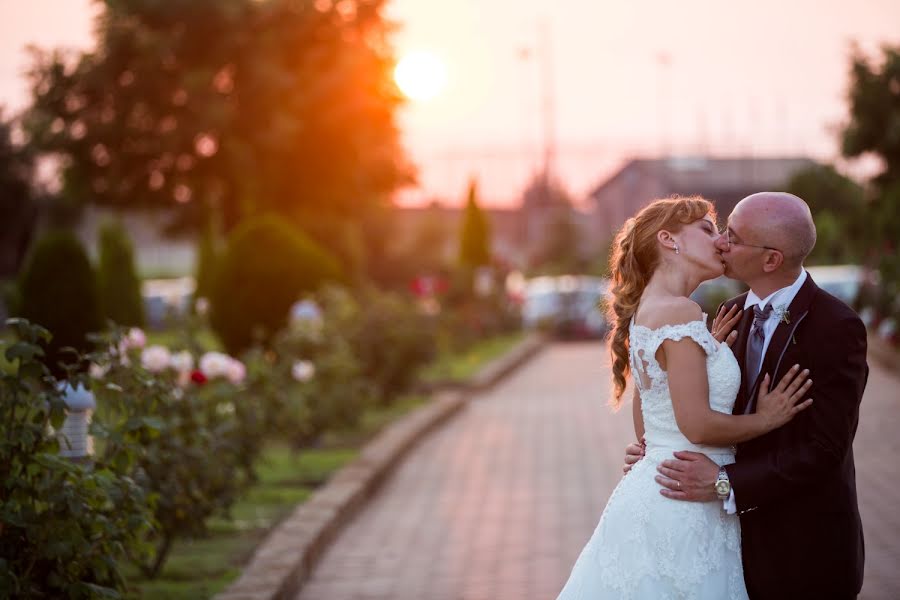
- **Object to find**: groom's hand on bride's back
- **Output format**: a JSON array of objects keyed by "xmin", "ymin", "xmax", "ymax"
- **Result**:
[{"xmin": 623, "ymin": 438, "xmax": 646, "ymax": 474}]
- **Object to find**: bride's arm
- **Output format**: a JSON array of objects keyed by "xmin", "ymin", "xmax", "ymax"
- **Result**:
[
  {"xmin": 665, "ymin": 338, "xmax": 768, "ymax": 445},
  {"xmin": 665, "ymin": 338, "xmax": 811, "ymax": 445},
  {"xmin": 632, "ymin": 386, "xmax": 644, "ymax": 440}
]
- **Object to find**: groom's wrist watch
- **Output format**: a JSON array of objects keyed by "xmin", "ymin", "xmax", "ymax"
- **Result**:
[{"xmin": 714, "ymin": 467, "xmax": 731, "ymax": 501}]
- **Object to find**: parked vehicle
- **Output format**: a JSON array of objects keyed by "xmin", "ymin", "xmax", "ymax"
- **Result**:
[
  {"xmin": 805, "ymin": 265, "xmax": 872, "ymax": 306},
  {"xmin": 522, "ymin": 275, "xmax": 610, "ymax": 339},
  {"xmin": 142, "ymin": 277, "xmax": 195, "ymax": 328},
  {"xmin": 690, "ymin": 275, "xmax": 745, "ymax": 319}
]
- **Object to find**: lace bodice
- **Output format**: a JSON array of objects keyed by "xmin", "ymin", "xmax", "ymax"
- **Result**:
[{"xmin": 629, "ymin": 316, "xmax": 742, "ymax": 453}]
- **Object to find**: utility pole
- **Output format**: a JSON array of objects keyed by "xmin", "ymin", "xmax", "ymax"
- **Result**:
[{"xmin": 538, "ymin": 18, "xmax": 557, "ymax": 182}]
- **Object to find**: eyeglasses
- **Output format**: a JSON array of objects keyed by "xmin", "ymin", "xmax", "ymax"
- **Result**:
[{"xmin": 721, "ymin": 227, "xmax": 781, "ymax": 252}]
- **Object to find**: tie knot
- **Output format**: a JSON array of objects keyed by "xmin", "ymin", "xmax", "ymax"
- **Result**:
[{"xmin": 753, "ymin": 304, "xmax": 773, "ymax": 324}]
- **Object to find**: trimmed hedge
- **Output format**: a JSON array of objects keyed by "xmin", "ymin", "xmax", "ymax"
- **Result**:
[
  {"xmin": 193, "ymin": 221, "xmax": 220, "ymax": 305},
  {"xmin": 97, "ymin": 220, "xmax": 145, "ymax": 327},
  {"xmin": 209, "ymin": 215, "xmax": 342, "ymax": 354},
  {"xmin": 18, "ymin": 230, "xmax": 102, "ymax": 376}
]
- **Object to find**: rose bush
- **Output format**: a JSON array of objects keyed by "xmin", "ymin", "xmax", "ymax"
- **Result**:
[
  {"xmin": 87, "ymin": 327, "xmax": 252, "ymax": 578},
  {"xmin": 0, "ymin": 319, "xmax": 154, "ymax": 599}
]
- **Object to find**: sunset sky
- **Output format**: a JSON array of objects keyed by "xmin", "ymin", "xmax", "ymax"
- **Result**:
[{"xmin": 2, "ymin": 0, "xmax": 899, "ymax": 208}]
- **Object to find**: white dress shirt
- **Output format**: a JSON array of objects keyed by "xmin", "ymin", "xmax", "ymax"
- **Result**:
[{"xmin": 724, "ymin": 269, "xmax": 808, "ymax": 514}]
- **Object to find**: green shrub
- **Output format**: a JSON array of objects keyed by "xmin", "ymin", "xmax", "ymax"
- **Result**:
[
  {"xmin": 193, "ymin": 221, "xmax": 220, "ymax": 306},
  {"xmin": 0, "ymin": 319, "xmax": 153, "ymax": 598},
  {"xmin": 18, "ymin": 231, "xmax": 103, "ymax": 377},
  {"xmin": 0, "ymin": 278, "xmax": 20, "ymax": 318},
  {"xmin": 438, "ymin": 294, "xmax": 520, "ymax": 353},
  {"xmin": 243, "ymin": 292, "xmax": 373, "ymax": 448},
  {"xmin": 336, "ymin": 287, "xmax": 437, "ymax": 405},
  {"xmin": 209, "ymin": 216, "xmax": 342, "ymax": 355},
  {"xmin": 97, "ymin": 220, "xmax": 145, "ymax": 327},
  {"xmin": 89, "ymin": 330, "xmax": 252, "ymax": 578}
]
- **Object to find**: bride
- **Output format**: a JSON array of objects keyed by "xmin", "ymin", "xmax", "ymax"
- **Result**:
[{"xmin": 556, "ymin": 196, "xmax": 813, "ymax": 600}]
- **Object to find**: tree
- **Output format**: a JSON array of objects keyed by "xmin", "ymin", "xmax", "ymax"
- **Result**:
[
  {"xmin": 0, "ymin": 109, "xmax": 38, "ymax": 282},
  {"xmin": 406, "ymin": 201, "xmax": 451, "ymax": 273},
  {"xmin": 97, "ymin": 220, "xmax": 145, "ymax": 327},
  {"xmin": 24, "ymin": 0, "xmax": 412, "ymax": 261},
  {"xmin": 786, "ymin": 164, "xmax": 866, "ymax": 264},
  {"xmin": 519, "ymin": 171, "xmax": 581, "ymax": 272},
  {"xmin": 841, "ymin": 44, "xmax": 900, "ymax": 244},
  {"xmin": 840, "ymin": 44, "xmax": 900, "ymax": 324},
  {"xmin": 458, "ymin": 180, "xmax": 491, "ymax": 269}
]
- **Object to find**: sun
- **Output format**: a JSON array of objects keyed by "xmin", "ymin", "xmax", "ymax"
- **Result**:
[{"xmin": 394, "ymin": 51, "xmax": 447, "ymax": 102}]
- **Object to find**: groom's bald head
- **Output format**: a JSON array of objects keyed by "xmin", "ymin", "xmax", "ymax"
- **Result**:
[{"xmin": 732, "ymin": 192, "xmax": 816, "ymax": 268}]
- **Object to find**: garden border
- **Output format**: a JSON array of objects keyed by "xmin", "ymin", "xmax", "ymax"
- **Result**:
[{"xmin": 215, "ymin": 332, "xmax": 547, "ymax": 600}]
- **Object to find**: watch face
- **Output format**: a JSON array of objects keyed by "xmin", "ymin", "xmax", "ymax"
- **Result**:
[{"xmin": 715, "ymin": 481, "xmax": 730, "ymax": 495}]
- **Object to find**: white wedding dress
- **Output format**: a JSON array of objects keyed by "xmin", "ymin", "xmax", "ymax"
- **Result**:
[{"xmin": 557, "ymin": 317, "xmax": 750, "ymax": 600}]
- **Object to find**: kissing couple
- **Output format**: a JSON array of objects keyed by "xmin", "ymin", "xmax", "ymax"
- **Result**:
[{"xmin": 556, "ymin": 192, "xmax": 868, "ymax": 600}]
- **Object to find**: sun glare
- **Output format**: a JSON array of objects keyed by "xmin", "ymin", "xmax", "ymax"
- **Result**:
[{"xmin": 394, "ymin": 51, "xmax": 447, "ymax": 101}]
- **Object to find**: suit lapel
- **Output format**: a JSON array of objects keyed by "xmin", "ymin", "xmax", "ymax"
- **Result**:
[{"xmin": 746, "ymin": 275, "xmax": 819, "ymax": 412}]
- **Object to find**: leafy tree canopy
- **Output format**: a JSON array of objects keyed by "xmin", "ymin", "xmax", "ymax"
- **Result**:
[{"xmin": 25, "ymin": 0, "xmax": 413, "ymax": 237}]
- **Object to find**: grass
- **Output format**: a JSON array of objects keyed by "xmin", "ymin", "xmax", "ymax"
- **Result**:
[
  {"xmin": 420, "ymin": 330, "xmax": 525, "ymax": 384},
  {"xmin": 125, "ymin": 443, "xmax": 356, "ymax": 600},
  {"xmin": 125, "ymin": 392, "xmax": 431, "ymax": 600}
]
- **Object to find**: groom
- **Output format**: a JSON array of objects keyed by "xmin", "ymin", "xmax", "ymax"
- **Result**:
[{"xmin": 625, "ymin": 192, "xmax": 869, "ymax": 599}]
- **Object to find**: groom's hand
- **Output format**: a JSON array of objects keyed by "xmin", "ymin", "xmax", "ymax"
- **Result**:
[{"xmin": 655, "ymin": 451, "xmax": 719, "ymax": 502}]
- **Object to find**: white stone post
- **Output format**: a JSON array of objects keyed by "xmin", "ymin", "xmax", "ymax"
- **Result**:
[{"xmin": 58, "ymin": 382, "xmax": 96, "ymax": 460}]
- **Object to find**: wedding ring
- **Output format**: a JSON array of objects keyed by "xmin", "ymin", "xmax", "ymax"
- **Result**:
[{"xmin": 676, "ymin": 481, "xmax": 681, "ymax": 488}]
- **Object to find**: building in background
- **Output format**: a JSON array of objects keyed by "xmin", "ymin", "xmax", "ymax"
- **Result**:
[{"xmin": 588, "ymin": 156, "xmax": 818, "ymax": 249}]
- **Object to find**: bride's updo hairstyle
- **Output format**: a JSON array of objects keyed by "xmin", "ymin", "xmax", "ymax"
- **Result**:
[{"xmin": 606, "ymin": 196, "xmax": 715, "ymax": 408}]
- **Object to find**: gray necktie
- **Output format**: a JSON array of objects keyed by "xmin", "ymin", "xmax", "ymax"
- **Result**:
[{"xmin": 745, "ymin": 303, "xmax": 774, "ymax": 403}]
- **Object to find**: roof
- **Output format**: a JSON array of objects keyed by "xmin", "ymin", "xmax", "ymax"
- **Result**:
[{"xmin": 589, "ymin": 156, "xmax": 818, "ymax": 201}]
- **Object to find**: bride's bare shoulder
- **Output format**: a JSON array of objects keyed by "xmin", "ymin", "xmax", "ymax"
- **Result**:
[{"xmin": 635, "ymin": 296, "xmax": 703, "ymax": 330}]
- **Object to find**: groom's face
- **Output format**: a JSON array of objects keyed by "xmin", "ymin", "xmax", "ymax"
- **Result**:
[{"xmin": 716, "ymin": 210, "xmax": 770, "ymax": 283}]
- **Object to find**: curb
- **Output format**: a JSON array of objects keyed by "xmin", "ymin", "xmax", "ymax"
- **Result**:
[
  {"xmin": 215, "ymin": 332, "xmax": 546, "ymax": 600},
  {"xmin": 867, "ymin": 330, "xmax": 900, "ymax": 375}
]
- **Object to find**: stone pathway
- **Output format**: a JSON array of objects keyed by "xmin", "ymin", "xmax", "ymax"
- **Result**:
[{"xmin": 295, "ymin": 341, "xmax": 900, "ymax": 600}]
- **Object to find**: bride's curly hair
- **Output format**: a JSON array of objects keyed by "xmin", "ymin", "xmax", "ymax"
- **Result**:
[{"xmin": 606, "ymin": 196, "xmax": 716, "ymax": 408}]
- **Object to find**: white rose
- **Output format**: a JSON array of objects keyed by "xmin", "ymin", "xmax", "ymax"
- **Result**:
[
  {"xmin": 169, "ymin": 350, "xmax": 194, "ymax": 374},
  {"xmin": 89, "ymin": 362, "xmax": 109, "ymax": 379},
  {"xmin": 291, "ymin": 360, "xmax": 315, "ymax": 383},
  {"xmin": 126, "ymin": 327, "xmax": 147, "ymax": 350},
  {"xmin": 141, "ymin": 345, "xmax": 172, "ymax": 373},
  {"xmin": 200, "ymin": 351, "xmax": 231, "ymax": 379},
  {"xmin": 225, "ymin": 358, "xmax": 246, "ymax": 384},
  {"xmin": 289, "ymin": 299, "xmax": 323, "ymax": 325}
]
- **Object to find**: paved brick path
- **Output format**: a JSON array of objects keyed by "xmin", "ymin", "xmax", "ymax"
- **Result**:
[{"xmin": 296, "ymin": 341, "xmax": 900, "ymax": 600}]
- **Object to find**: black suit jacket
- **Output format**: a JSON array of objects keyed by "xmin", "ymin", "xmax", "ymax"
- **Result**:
[{"xmin": 720, "ymin": 274, "xmax": 869, "ymax": 600}]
